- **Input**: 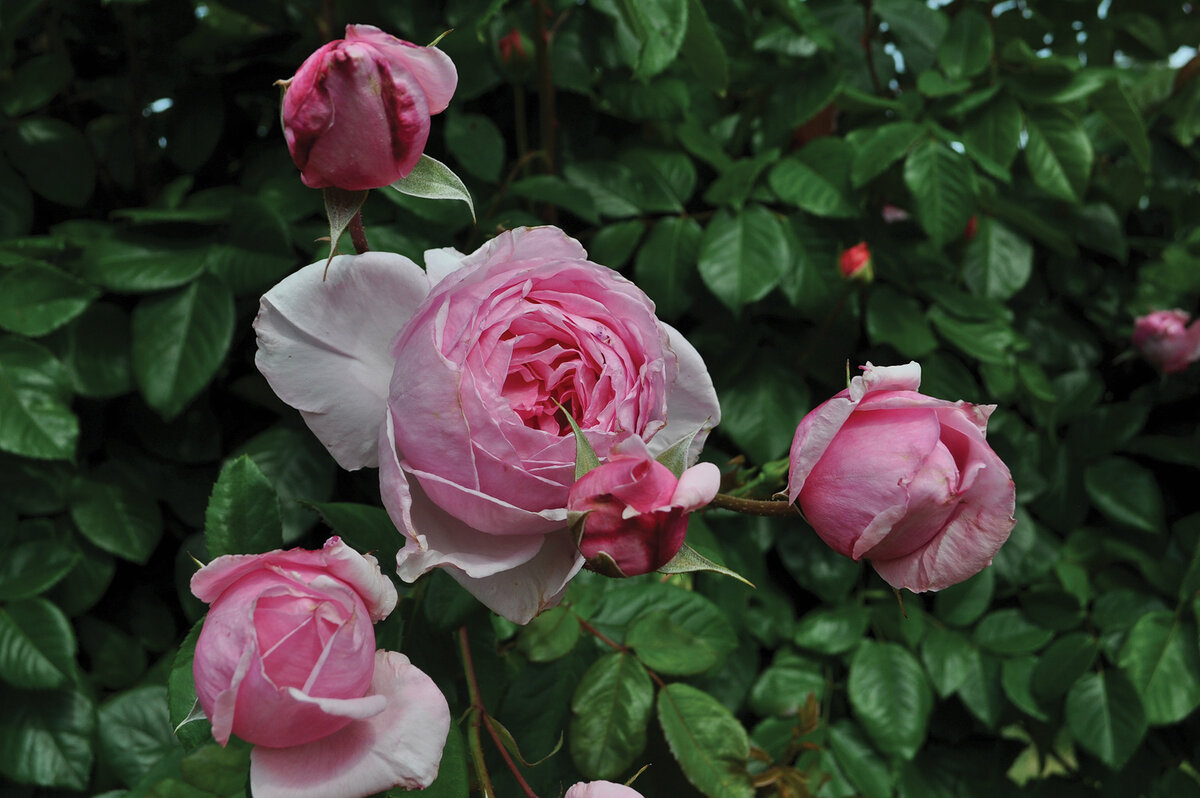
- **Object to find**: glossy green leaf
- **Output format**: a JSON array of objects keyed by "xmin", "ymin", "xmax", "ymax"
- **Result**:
[
  {"xmin": 0, "ymin": 336, "xmax": 77, "ymax": 460},
  {"xmin": 132, "ymin": 273, "xmax": 234, "ymax": 420},
  {"xmin": 904, "ymin": 137, "xmax": 976, "ymax": 247},
  {"xmin": 70, "ymin": 475, "xmax": 163, "ymax": 564},
  {"xmin": 235, "ymin": 426, "xmax": 335, "ymax": 544},
  {"xmin": 768, "ymin": 157, "xmax": 856, "ymax": 217},
  {"xmin": 72, "ymin": 235, "xmax": 209, "ymax": 293},
  {"xmin": 305, "ymin": 501, "xmax": 400, "ymax": 563},
  {"xmin": 848, "ymin": 640, "xmax": 932, "ymax": 760},
  {"xmin": 588, "ymin": 220, "xmax": 646, "ymax": 269},
  {"xmin": 1117, "ymin": 611, "xmax": 1200, "ymax": 725},
  {"xmin": 680, "ymin": 0, "xmax": 728, "ymax": 92},
  {"xmin": 0, "ymin": 598, "xmax": 75, "ymax": 689},
  {"xmin": 973, "ymin": 608, "xmax": 1054, "ymax": 654},
  {"xmin": 697, "ymin": 206, "xmax": 790, "ymax": 313},
  {"xmin": 1066, "ymin": 670, "xmax": 1146, "ymax": 769},
  {"xmin": 444, "ymin": 111, "xmax": 505, "ymax": 183},
  {"xmin": 1000, "ymin": 655, "xmax": 1049, "ymax": 722},
  {"xmin": 0, "ymin": 684, "xmax": 94, "ymax": 789},
  {"xmin": 961, "ymin": 95, "xmax": 1022, "ymax": 170},
  {"xmin": 0, "ymin": 516, "xmax": 78, "ymax": 601},
  {"xmin": 0, "ymin": 262, "xmax": 98, "ymax": 337},
  {"xmin": 46, "ymin": 301, "xmax": 133, "ymax": 398},
  {"xmin": 517, "ymin": 606, "xmax": 580, "ymax": 663},
  {"xmin": 509, "ymin": 175, "xmax": 600, "ymax": 225},
  {"xmin": 748, "ymin": 649, "xmax": 826, "ymax": 716},
  {"xmin": 3, "ymin": 117, "xmax": 95, "ymax": 206},
  {"xmin": 937, "ymin": 9, "xmax": 992, "ymax": 80},
  {"xmin": 793, "ymin": 605, "xmax": 870, "ymax": 655},
  {"xmin": 0, "ymin": 52, "xmax": 72, "ymax": 116},
  {"xmin": 1092, "ymin": 80, "xmax": 1152, "ymax": 172},
  {"xmin": 1084, "ymin": 456, "xmax": 1165, "ymax": 534},
  {"xmin": 1032, "ymin": 632, "xmax": 1099, "ymax": 701},
  {"xmin": 634, "ymin": 216, "xmax": 702, "ymax": 321},
  {"xmin": 657, "ymin": 683, "xmax": 753, "ymax": 798},
  {"xmin": 866, "ymin": 285, "xmax": 938, "ymax": 358},
  {"xmin": 954, "ymin": 647, "xmax": 1003, "ymax": 728},
  {"xmin": 98, "ymin": 686, "xmax": 178, "ymax": 788},
  {"xmin": 851, "ymin": 121, "xmax": 923, "ymax": 187},
  {"xmin": 828, "ymin": 720, "xmax": 893, "ymax": 798},
  {"xmin": 168, "ymin": 620, "xmax": 210, "ymax": 751},
  {"xmin": 204, "ymin": 455, "xmax": 283, "ymax": 558},
  {"xmin": 588, "ymin": 582, "xmax": 738, "ymax": 660},
  {"xmin": 619, "ymin": 0, "xmax": 688, "ymax": 78},
  {"xmin": 717, "ymin": 361, "xmax": 809, "ymax": 465},
  {"xmin": 963, "ymin": 218, "xmax": 1033, "ymax": 300},
  {"xmin": 1024, "ymin": 111, "xmax": 1093, "ymax": 202},
  {"xmin": 920, "ymin": 625, "xmax": 973, "ymax": 697},
  {"xmin": 628, "ymin": 609, "xmax": 719, "ymax": 676},
  {"xmin": 569, "ymin": 651, "xmax": 654, "ymax": 780}
]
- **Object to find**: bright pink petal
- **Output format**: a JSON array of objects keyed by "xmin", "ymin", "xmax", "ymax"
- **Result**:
[
  {"xmin": 254, "ymin": 252, "xmax": 430, "ymax": 470},
  {"xmin": 651, "ymin": 323, "xmax": 721, "ymax": 463},
  {"xmin": 345, "ymin": 25, "xmax": 458, "ymax": 114},
  {"xmin": 250, "ymin": 651, "xmax": 451, "ymax": 798},
  {"xmin": 315, "ymin": 538, "xmax": 398, "ymax": 621}
]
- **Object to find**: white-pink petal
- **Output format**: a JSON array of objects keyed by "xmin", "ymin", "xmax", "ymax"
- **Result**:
[
  {"xmin": 254, "ymin": 252, "xmax": 431, "ymax": 471},
  {"xmin": 250, "ymin": 651, "xmax": 450, "ymax": 798},
  {"xmin": 671, "ymin": 462, "xmax": 721, "ymax": 511},
  {"xmin": 652, "ymin": 322, "xmax": 722, "ymax": 463}
]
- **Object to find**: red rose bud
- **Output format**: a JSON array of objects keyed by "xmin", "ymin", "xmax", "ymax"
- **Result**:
[
  {"xmin": 280, "ymin": 24, "xmax": 458, "ymax": 191},
  {"xmin": 839, "ymin": 241, "xmax": 873, "ymax": 282},
  {"xmin": 499, "ymin": 28, "xmax": 527, "ymax": 66},
  {"xmin": 964, "ymin": 215, "xmax": 979, "ymax": 240},
  {"xmin": 567, "ymin": 437, "xmax": 720, "ymax": 578}
]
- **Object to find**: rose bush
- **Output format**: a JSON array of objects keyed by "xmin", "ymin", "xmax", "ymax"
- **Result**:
[
  {"xmin": 1132, "ymin": 309, "xmax": 1200, "ymax": 373},
  {"xmin": 280, "ymin": 24, "xmax": 457, "ymax": 190},
  {"xmin": 191, "ymin": 537, "xmax": 449, "ymax": 798},
  {"xmin": 787, "ymin": 362, "xmax": 1015, "ymax": 591},
  {"xmin": 565, "ymin": 781, "xmax": 645, "ymax": 797},
  {"xmin": 254, "ymin": 226, "xmax": 720, "ymax": 622},
  {"xmin": 567, "ymin": 435, "xmax": 720, "ymax": 577}
]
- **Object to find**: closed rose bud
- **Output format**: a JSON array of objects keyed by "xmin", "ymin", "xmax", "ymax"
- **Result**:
[
  {"xmin": 1132, "ymin": 309, "xmax": 1200, "ymax": 374},
  {"xmin": 839, "ymin": 241, "xmax": 873, "ymax": 282},
  {"xmin": 280, "ymin": 24, "xmax": 457, "ymax": 191},
  {"xmin": 788, "ymin": 362, "xmax": 1016, "ymax": 592},
  {"xmin": 568, "ymin": 436, "xmax": 720, "ymax": 577},
  {"xmin": 964, "ymin": 214, "xmax": 979, "ymax": 240}
]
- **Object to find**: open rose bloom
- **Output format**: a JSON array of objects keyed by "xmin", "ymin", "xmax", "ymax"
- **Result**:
[
  {"xmin": 788, "ymin": 362, "xmax": 1015, "ymax": 592},
  {"xmin": 255, "ymin": 226, "xmax": 720, "ymax": 622},
  {"xmin": 281, "ymin": 25, "xmax": 457, "ymax": 190},
  {"xmin": 565, "ymin": 781, "xmax": 646, "ymax": 797},
  {"xmin": 191, "ymin": 537, "xmax": 449, "ymax": 798}
]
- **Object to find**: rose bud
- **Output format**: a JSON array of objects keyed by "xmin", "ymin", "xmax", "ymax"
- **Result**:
[
  {"xmin": 1132, "ymin": 309, "xmax": 1200, "ymax": 374},
  {"xmin": 787, "ymin": 362, "xmax": 1016, "ymax": 592},
  {"xmin": 566, "ymin": 781, "xmax": 646, "ymax": 797},
  {"xmin": 191, "ymin": 537, "xmax": 450, "ymax": 798},
  {"xmin": 280, "ymin": 24, "xmax": 457, "ymax": 190},
  {"xmin": 838, "ymin": 241, "xmax": 873, "ymax": 282},
  {"xmin": 963, "ymin": 214, "xmax": 979, "ymax": 240},
  {"xmin": 568, "ymin": 436, "xmax": 720, "ymax": 578}
]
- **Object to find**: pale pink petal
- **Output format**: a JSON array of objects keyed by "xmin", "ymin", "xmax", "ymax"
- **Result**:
[
  {"xmin": 423, "ymin": 246, "xmax": 469, "ymax": 285},
  {"xmin": 381, "ymin": 414, "xmax": 547, "ymax": 579},
  {"xmin": 442, "ymin": 529, "xmax": 584, "ymax": 624},
  {"xmin": 250, "ymin": 651, "xmax": 451, "ymax": 798},
  {"xmin": 565, "ymin": 781, "xmax": 646, "ymax": 798},
  {"xmin": 652, "ymin": 323, "xmax": 721, "ymax": 463},
  {"xmin": 254, "ymin": 252, "xmax": 430, "ymax": 470},
  {"xmin": 670, "ymin": 462, "xmax": 721, "ymax": 511},
  {"xmin": 849, "ymin": 361, "xmax": 922, "ymax": 401},
  {"xmin": 284, "ymin": 687, "xmax": 386, "ymax": 720},
  {"xmin": 316, "ymin": 537, "xmax": 398, "ymax": 621},
  {"xmin": 410, "ymin": 464, "xmax": 569, "ymax": 535},
  {"xmin": 345, "ymin": 25, "xmax": 458, "ymax": 114}
]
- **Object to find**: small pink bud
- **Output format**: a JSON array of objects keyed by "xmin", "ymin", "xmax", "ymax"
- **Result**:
[
  {"xmin": 839, "ymin": 241, "xmax": 873, "ymax": 282},
  {"xmin": 1133, "ymin": 309, "xmax": 1200, "ymax": 373}
]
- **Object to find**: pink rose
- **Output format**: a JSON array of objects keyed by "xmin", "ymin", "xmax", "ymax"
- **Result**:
[
  {"xmin": 190, "ymin": 537, "xmax": 449, "ymax": 798},
  {"xmin": 787, "ymin": 362, "xmax": 1015, "ymax": 592},
  {"xmin": 565, "ymin": 781, "xmax": 646, "ymax": 797},
  {"xmin": 280, "ymin": 24, "xmax": 457, "ymax": 190},
  {"xmin": 568, "ymin": 436, "xmax": 720, "ymax": 577},
  {"xmin": 1132, "ymin": 309, "xmax": 1200, "ymax": 374},
  {"xmin": 254, "ymin": 227, "xmax": 720, "ymax": 622},
  {"xmin": 838, "ymin": 241, "xmax": 873, "ymax": 282}
]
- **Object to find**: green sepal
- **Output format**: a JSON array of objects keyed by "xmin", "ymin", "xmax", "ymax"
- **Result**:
[
  {"xmin": 388, "ymin": 154, "xmax": 475, "ymax": 222},
  {"xmin": 321, "ymin": 187, "xmax": 368, "ymax": 279},
  {"xmin": 658, "ymin": 543, "xmax": 754, "ymax": 588},
  {"xmin": 487, "ymin": 715, "xmax": 563, "ymax": 767},
  {"xmin": 561, "ymin": 406, "xmax": 602, "ymax": 480},
  {"xmin": 654, "ymin": 425, "xmax": 705, "ymax": 478}
]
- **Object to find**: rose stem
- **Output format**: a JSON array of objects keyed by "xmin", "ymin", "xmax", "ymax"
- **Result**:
[
  {"xmin": 709, "ymin": 493, "xmax": 801, "ymax": 517},
  {"xmin": 457, "ymin": 626, "xmax": 539, "ymax": 798},
  {"xmin": 348, "ymin": 210, "xmax": 369, "ymax": 254},
  {"xmin": 533, "ymin": 0, "xmax": 557, "ymax": 224},
  {"xmin": 457, "ymin": 626, "xmax": 497, "ymax": 798},
  {"xmin": 576, "ymin": 615, "xmax": 667, "ymax": 689}
]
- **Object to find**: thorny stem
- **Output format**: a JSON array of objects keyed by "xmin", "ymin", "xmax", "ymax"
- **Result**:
[
  {"xmin": 709, "ymin": 493, "xmax": 801, "ymax": 517},
  {"xmin": 458, "ymin": 626, "xmax": 539, "ymax": 798},
  {"xmin": 576, "ymin": 616, "xmax": 668, "ymax": 688},
  {"xmin": 348, "ymin": 211, "xmax": 369, "ymax": 254},
  {"xmin": 533, "ymin": 0, "xmax": 558, "ymax": 223},
  {"xmin": 457, "ymin": 626, "xmax": 496, "ymax": 798}
]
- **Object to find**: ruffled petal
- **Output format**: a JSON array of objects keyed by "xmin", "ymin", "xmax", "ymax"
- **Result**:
[
  {"xmin": 250, "ymin": 651, "xmax": 451, "ymax": 798},
  {"xmin": 254, "ymin": 252, "xmax": 430, "ymax": 470}
]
